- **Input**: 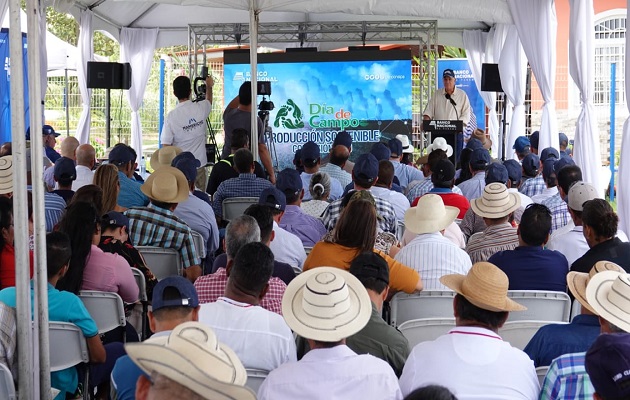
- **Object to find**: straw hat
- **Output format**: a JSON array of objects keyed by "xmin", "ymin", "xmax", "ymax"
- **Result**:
[
  {"xmin": 125, "ymin": 322, "xmax": 255, "ymax": 400},
  {"xmin": 567, "ymin": 261, "xmax": 625, "ymax": 315},
  {"xmin": 440, "ymin": 262, "xmax": 527, "ymax": 312},
  {"xmin": 586, "ymin": 270, "xmax": 630, "ymax": 333},
  {"xmin": 471, "ymin": 129, "xmax": 492, "ymax": 150},
  {"xmin": 282, "ymin": 267, "xmax": 372, "ymax": 342},
  {"xmin": 470, "ymin": 183, "xmax": 521, "ymax": 219},
  {"xmin": 404, "ymin": 194, "xmax": 459, "ymax": 235},
  {"xmin": 150, "ymin": 146, "xmax": 182, "ymax": 170},
  {"xmin": 0, "ymin": 156, "xmax": 13, "ymax": 195},
  {"xmin": 141, "ymin": 166, "xmax": 190, "ymax": 203}
]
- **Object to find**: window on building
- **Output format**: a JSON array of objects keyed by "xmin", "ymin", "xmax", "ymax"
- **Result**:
[{"xmin": 594, "ymin": 14, "xmax": 626, "ymax": 105}]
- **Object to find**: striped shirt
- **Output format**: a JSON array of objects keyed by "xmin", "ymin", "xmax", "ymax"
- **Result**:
[
  {"xmin": 456, "ymin": 172, "xmax": 486, "ymax": 201},
  {"xmin": 406, "ymin": 178, "xmax": 463, "ymax": 203},
  {"xmin": 395, "ymin": 232, "xmax": 472, "ymax": 290},
  {"xmin": 539, "ymin": 352, "xmax": 593, "ymax": 400},
  {"xmin": 391, "ymin": 160, "xmax": 424, "ymax": 190},
  {"xmin": 465, "ymin": 223, "xmax": 519, "ymax": 263},
  {"xmin": 322, "ymin": 194, "xmax": 397, "ymax": 234},
  {"xmin": 319, "ymin": 163, "xmax": 352, "ymax": 188},
  {"xmin": 44, "ymin": 192, "xmax": 66, "ymax": 232},
  {"xmin": 541, "ymin": 192, "xmax": 571, "ymax": 233},
  {"xmin": 126, "ymin": 203, "xmax": 201, "ymax": 269},
  {"xmin": 212, "ymin": 173, "xmax": 273, "ymax": 217},
  {"xmin": 519, "ymin": 174, "xmax": 546, "ymax": 198}
]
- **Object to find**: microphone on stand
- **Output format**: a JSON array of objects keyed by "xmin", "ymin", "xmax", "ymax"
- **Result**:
[{"xmin": 445, "ymin": 93, "xmax": 459, "ymax": 121}]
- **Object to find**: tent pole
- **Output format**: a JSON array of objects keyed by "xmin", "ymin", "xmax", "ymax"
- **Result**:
[
  {"xmin": 8, "ymin": 0, "xmax": 34, "ymax": 397},
  {"xmin": 65, "ymin": 68, "xmax": 70, "ymax": 135},
  {"xmin": 249, "ymin": 4, "xmax": 259, "ymax": 161}
]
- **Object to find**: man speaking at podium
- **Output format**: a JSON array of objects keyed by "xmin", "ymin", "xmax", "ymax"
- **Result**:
[{"xmin": 423, "ymin": 69, "xmax": 471, "ymax": 159}]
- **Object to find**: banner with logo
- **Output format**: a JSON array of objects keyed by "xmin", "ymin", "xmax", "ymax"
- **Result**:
[
  {"xmin": 436, "ymin": 58, "xmax": 485, "ymax": 133},
  {"xmin": 224, "ymin": 50, "xmax": 412, "ymax": 170},
  {"xmin": 0, "ymin": 28, "xmax": 30, "ymax": 143}
]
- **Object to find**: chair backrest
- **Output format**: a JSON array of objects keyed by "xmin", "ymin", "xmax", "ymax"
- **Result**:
[
  {"xmin": 131, "ymin": 267, "xmax": 148, "ymax": 302},
  {"xmin": 0, "ymin": 363, "xmax": 15, "ymax": 400},
  {"xmin": 190, "ymin": 230, "xmax": 206, "ymax": 259},
  {"xmin": 396, "ymin": 220, "xmax": 405, "ymax": 241},
  {"xmin": 499, "ymin": 320, "xmax": 566, "ymax": 351},
  {"xmin": 137, "ymin": 246, "xmax": 182, "ymax": 280},
  {"xmin": 536, "ymin": 366, "xmax": 549, "ymax": 386},
  {"xmin": 245, "ymin": 369, "xmax": 268, "ymax": 394},
  {"xmin": 570, "ymin": 299, "xmax": 581, "ymax": 322},
  {"xmin": 398, "ymin": 318, "xmax": 456, "ymax": 348},
  {"xmin": 48, "ymin": 322, "xmax": 89, "ymax": 372},
  {"xmin": 390, "ymin": 290, "xmax": 455, "ymax": 327},
  {"xmin": 222, "ymin": 197, "xmax": 259, "ymax": 222},
  {"xmin": 79, "ymin": 291, "xmax": 126, "ymax": 334},
  {"xmin": 506, "ymin": 291, "xmax": 571, "ymax": 322},
  {"xmin": 303, "ymin": 246, "xmax": 313, "ymax": 256}
]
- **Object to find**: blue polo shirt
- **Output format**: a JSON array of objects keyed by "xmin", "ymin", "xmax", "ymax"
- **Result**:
[
  {"xmin": 488, "ymin": 245, "xmax": 569, "ymax": 292},
  {"xmin": 0, "ymin": 282, "xmax": 98, "ymax": 399},
  {"xmin": 117, "ymin": 171, "xmax": 149, "ymax": 209}
]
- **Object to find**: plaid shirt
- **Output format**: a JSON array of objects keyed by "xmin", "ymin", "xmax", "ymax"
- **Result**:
[
  {"xmin": 541, "ymin": 193, "xmax": 571, "ymax": 233},
  {"xmin": 322, "ymin": 194, "xmax": 397, "ymax": 233},
  {"xmin": 406, "ymin": 178, "xmax": 463, "ymax": 203},
  {"xmin": 539, "ymin": 352, "xmax": 594, "ymax": 400},
  {"xmin": 126, "ymin": 203, "xmax": 201, "ymax": 269},
  {"xmin": 520, "ymin": 174, "xmax": 546, "ymax": 198},
  {"xmin": 212, "ymin": 173, "xmax": 273, "ymax": 217},
  {"xmin": 194, "ymin": 268, "xmax": 286, "ymax": 315}
]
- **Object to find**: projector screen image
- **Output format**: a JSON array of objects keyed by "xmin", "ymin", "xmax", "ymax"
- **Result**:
[{"xmin": 224, "ymin": 50, "xmax": 412, "ymax": 170}]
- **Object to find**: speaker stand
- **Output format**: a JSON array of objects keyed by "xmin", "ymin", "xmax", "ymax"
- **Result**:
[{"xmin": 105, "ymin": 88, "xmax": 111, "ymax": 148}]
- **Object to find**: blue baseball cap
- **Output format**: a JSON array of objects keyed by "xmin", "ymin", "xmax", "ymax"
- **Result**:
[
  {"xmin": 300, "ymin": 141, "xmax": 320, "ymax": 161},
  {"xmin": 258, "ymin": 187, "xmax": 286, "ymax": 211},
  {"xmin": 152, "ymin": 276, "xmax": 199, "ymax": 310},
  {"xmin": 513, "ymin": 136, "xmax": 531, "ymax": 154},
  {"xmin": 174, "ymin": 158, "xmax": 199, "ymax": 183},
  {"xmin": 529, "ymin": 131, "xmax": 540, "ymax": 150},
  {"xmin": 522, "ymin": 153, "xmax": 540, "ymax": 177},
  {"xmin": 353, "ymin": 153, "xmax": 379, "ymax": 183},
  {"xmin": 53, "ymin": 157, "xmax": 76, "ymax": 180},
  {"xmin": 470, "ymin": 148, "xmax": 491, "ymax": 170},
  {"xmin": 333, "ymin": 131, "xmax": 352, "ymax": 148},
  {"xmin": 559, "ymin": 132, "xmax": 569, "ymax": 147},
  {"xmin": 388, "ymin": 138, "xmax": 403, "ymax": 157},
  {"xmin": 540, "ymin": 147, "xmax": 560, "ymax": 162},
  {"xmin": 108, "ymin": 144, "xmax": 134, "ymax": 165},
  {"xmin": 586, "ymin": 333, "xmax": 630, "ymax": 400},
  {"xmin": 43, "ymin": 125, "xmax": 60, "ymax": 137},
  {"xmin": 101, "ymin": 211, "xmax": 130, "ymax": 231},
  {"xmin": 503, "ymin": 159, "xmax": 522, "ymax": 184},
  {"xmin": 276, "ymin": 168, "xmax": 302, "ymax": 195},
  {"xmin": 443, "ymin": 69, "xmax": 455, "ymax": 78},
  {"xmin": 542, "ymin": 158, "xmax": 557, "ymax": 181},
  {"xmin": 553, "ymin": 156, "xmax": 576, "ymax": 173},
  {"xmin": 171, "ymin": 151, "xmax": 200, "ymax": 168},
  {"xmin": 485, "ymin": 162, "xmax": 508, "ymax": 185},
  {"xmin": 466, "ymin": 138, "xmax": 484, "ymax": 151},
  {"xmin": 370, "ymin": 142, "xmax": 391, "ymax": 161}
]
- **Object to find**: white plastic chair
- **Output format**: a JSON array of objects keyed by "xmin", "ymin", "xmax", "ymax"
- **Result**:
[
  {"xmin": 396, "ymin": 220, "xmax": 405, "ymax": 242},
  {"xmin": 390, "ymin": 290, "xmax": 455, "ymax": 327},
  {"xmin": 570, "ymin": 299, "xmax": 581, "ymax": 322},
  {"xmin": 48, "ymin": 322, "xmax": 90, "ymax": 400},
  {"xmin": 190, "ymin": 230, "xmax": 206, "ymax": 259},
  {"xmin": 303, "ymin": 246, "xmax": 313, "ymax": 256},
  {"xmin": 499, "ymin": 320, "xmax": 566, "ymax": 351},
  {"xmin": 245, "ymin": 369, "xmax": 269, "ymax": 394},
  {"xmin": 397, "ymin": 318, "xmax": 456, "ymax": 348},
  {"xmin": 506, "ymin": 291, "xmax": 571, "ymax": 322},
  {"xmin": 0, "ymin": 363, "xmax": 15, "ymax": 400},
  {"xmin": 222, "ymin": 197, "xmax": 259, "ymax": 221},
  {"xmin": 79, "ymin": 291, "xmax": 126, "ymax": 335},
  {"xmin": 536, "ymin": 366, "xmax": 549, "ymax": 386},
  {"xmin": 137, "ymin": 246, "xmax": 182, "ymax": 280},
  {"xmin": 131, "ymin": 268, "xmax": 149, "ymax": 340}
]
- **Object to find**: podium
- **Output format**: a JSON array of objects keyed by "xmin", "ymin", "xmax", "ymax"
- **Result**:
[{"xmin": 423, "ymin": 120, "xmax": 463, "ymax": 165}]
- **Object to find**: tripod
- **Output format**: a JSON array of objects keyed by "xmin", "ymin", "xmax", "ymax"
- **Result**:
[
  {"xmin": 258, "ymin": 110, "xmax": 279, "ymax": 172},
  {"xmin": 206, "ymin": 118, "xmax": 221, "ymax": 165}
]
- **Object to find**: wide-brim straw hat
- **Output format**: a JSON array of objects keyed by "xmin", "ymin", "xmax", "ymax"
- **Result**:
[
  {"xmin": 440, "ymin": 262, "xmax": 527, "ymax": 312},
  {"xmin": 586, "ymin": 270, "xmax": 630, "ymax": 333},
  {"xmin": 472, "ymin": 129, "xmax": 492, "ymax": 150},
  {"xmin": 470, "ymin": 182, "xmax": 521, "ymax": 219},
  {"xmin": 404, "ymin": 194, "xmax": 459, "ymax": 235},
  {"xmin": 282, "ymin": 267, "xmax": 372, "ymax": 342},
  {"xmin": 125, "ymin": 322, "xmax": 256, "ymax": 400},
  {"xmin": 0, "ymin": 156, "xmax": 13, "ymax": 195},
  {"xmin": 150, "ymin": 146, "xmax": 182, "ymax": 170},
  {"xmin": 141, "ymin": 166, "xmax": 190, "ymax": 203},
  {"xmin": 567, "ymin": 261, "xmax": 625, "ymax": 315}
]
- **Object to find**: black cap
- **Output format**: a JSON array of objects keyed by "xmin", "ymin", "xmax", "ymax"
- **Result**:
[{"xmin": 349, "ymin": 251, "xmax": 389, "ymax": 285}]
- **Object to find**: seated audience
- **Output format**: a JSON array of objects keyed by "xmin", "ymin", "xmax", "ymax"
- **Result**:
[
  {"xmin": 72, "ymin": 144, "xmax": 96, "ymax": 191},
  {"xmin": 319, "ymin": 144, "xmax": 352, "ymax": 188},
  {"xmin": 258, "ymin": 267, "xmax": 402, "ymax": 399},
  {"xmin": 108, "ymin": 144, "xmax": 149, "ymax": 208},
  {"xmin": 541, "ymin": 162, "xmax": 581, "ymax": 233},
  {"xmin": 399, "ymin": 262, "xmax": 539, "ymax": 399},
  {"xmin": 395, "ymin": 194, "xmax": 471, "ymax": 290},
  {"xmin": 44, "ymin": 136, "xmax": 79, "ymax": 190},
  {"xmin": 465, "ymin": 183, "xmax": 520, "ymax": 263},
  {"xmin": 407, "ymin": 148, "xmax": 463, "ymax": 203},
  {"xmin": 457, "ymin": 147, "xmax": 490, "ymax": 201},
  {"xmin": 389, "ymin": 137, "xmax": 423, "ymax": 190},
  {"xmin": 300, "ymin": 141, "xmax": 344, "ymax": 201},
  {"xmin": 488, "ymin": 203, "xmax": 568, "ymax": 292},
  {"xmin": 371, "ymin": 160, "xmax": 410, "ymax": 221},
  {"xmin": 170, "ymin": 151, "xmax": 212, "ymax": 205},
  {"xmin": 519, "ymin": 152, "xmax": 545, "ymax": 197},
  {"xmin": 503, "ymin": 158, "xmax": 532, "ymax": 224},
  {"xmin": 93, "ymin": 163, "xmax": 127, "ymax": 214},
  {"xmin": 0, "ymin": 197, "xmax": 34, "ymax": 289},
  {"xmin": 69, "ymin": 184, "xmax": 103, "ymax": 215},
  {"xmin": 412, "ymin": 159, "xmax": 469, "ymax": 219},
  {"xmin": 300, "ymin": 172, "xmax": 331, "ymax": 218},
  {"xmin": 585, "ymin": 333, "xmax": 630, "ymax": 400},
  {"xmin": 52, "ymin": 156, "xmax": 76, "ymax": 203},
  {"xmin": 513, "ymin": 136, "xmax": 531, "ymax": 161},
  {"xmin": 532, "ymin": 157, "xmax": 558, "ymax": 204}
]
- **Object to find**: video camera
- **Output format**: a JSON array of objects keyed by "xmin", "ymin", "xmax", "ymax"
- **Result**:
[
  {"xmin": 193, "ymin": 66, "xmax": 209, "ymax": 102},
  {"xmin": 257, "ymin": 81, "xmax": 274, "ymax": 111}
]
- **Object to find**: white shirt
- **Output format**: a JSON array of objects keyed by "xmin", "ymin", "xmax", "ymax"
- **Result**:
[
  {"xmin": 423, "ymin": 87, "xmax": 471, "ymax": 126},
  {"xmin": 402, "ymin": 221, "xmax": 465, "ymax": 249},
  {"xmin": 370, "ymin": 186, "xmax": 410, "ymax": 222},
  {"xmin": 531, "ymin": 186, "xmax": 558, "ymax": 204},
  {"xmin": 546, "ymin": 222, "xmax": 629, "ymax": 266},
  {"xmin": 395, "ymin": 232, "xmax": 471, "ymax": 290},
  {"xmin": 508, "ymin": 188, "xmax": 532, "ymax": 224},
  {"xmin": 269, "ymin": 220, "xmax": 306, "ymax": 269},
  {"xmin": 160, "ymin": 99, "xmax": 212, "ymax": 166},
  {"xmin": 258, "ymin": 345, "xmax": 402, "ymax": 400},
  {"xmin": 301, "ymin": 172, "xmax": 343, "ymax": 201},
  {"xmin": 72, "ymin": 165, "xmax": 94, "ymax": 191},
  {"xmin": 198, "ymin": 297, "xmax": 296, "ymax": 371},
  {"xmin": 399, "ymin": 326, "xmax": 539, "ymax": 399}
]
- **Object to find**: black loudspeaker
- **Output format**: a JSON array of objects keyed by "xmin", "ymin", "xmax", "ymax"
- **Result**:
[
  {"xmin": 481, "ymin": 63, "xmax": 503, "ymax": 92},
  {"xmin": 87, "ymin": 62, "xmax": 132, "ymax": 90}
]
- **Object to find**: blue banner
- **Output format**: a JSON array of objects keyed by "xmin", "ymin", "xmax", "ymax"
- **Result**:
[
  {"xmin": 0, "ymin": 28, "xmax": 30, "ymax": 144},
  {"xmin": 437, "ymin": 58, "xmax": 485, "ymax": 132}
]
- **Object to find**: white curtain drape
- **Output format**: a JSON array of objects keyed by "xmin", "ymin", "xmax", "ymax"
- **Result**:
[
  {"xmin": 498, "ymin": 25, "xmax": 527, "ymax": 160},
  {"xmin": 508, "ymin": 0, "xmax": 559, "ymax": 152},
  {"xmin": 0, "ymin": 0, "xmax": 7, "ymax": 26},
  {"xmin": 75, "ymin": 10, "xmax": 92, "ymax": 144},
  {"xmin": 39, "ymin": 8, "xmax": 47, "ymax": 103},
  {"xmin": 463, "ymin": 29, "xmax": 499, "ymax": 155},
  {"xmin": 120, "ymin": 27, "xmax": 158, "ymax": 159},
  {"xmin": 617, "ymin": 1, "xmax": 630, "ymax": 234},
  {"xmin": 569, "ymin": 0, "xmax": 601, "ymax": 197}
]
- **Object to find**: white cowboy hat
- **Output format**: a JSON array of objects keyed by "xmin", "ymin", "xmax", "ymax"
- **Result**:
[
  {"xmin": 586, "ymin": 270, "xmax": 630, "ymax": 333},
  {"xmin": 470, "ymin": 183, "xmax": 521, "ymax": 219},
  {"xmin": 396, "ymin": 134, "xmax": 414, "ymax": 154},
  {"xmin": 125, "ymin": 322, "xmax": 256, "ymax": 400},
  {"xmin": 141, "ymin": 166, "xmax": 190, "ymax": 203},
  {"xmin": 404, "ymin": 194, "xmax": 459, "ymax": 235},
  {"xmin": 150, "ymin": 146, "xmax": 182, "ymax": 170},
  {"xmin": 567, "ymin": 261, "xmax": 625, "ymax": 315},
  {"xmin": 440, "ymin": 262, "xmax": 527, "ymax": 312},
  {"xmin": 0, "ymin": 156, "xmax": 13, "ymax": 195},
  {"xmin": 282, "ymin": 267, "xmax": 372, "ymax": 342},
  {"xmin": 426, "ymin": 137, "xmax": 453, "ymax": 158}
]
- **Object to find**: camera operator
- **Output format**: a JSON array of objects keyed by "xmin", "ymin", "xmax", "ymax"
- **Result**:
[
  {"xmin": 160, "ymin": 74, "xmax": 214, "ymax": 190},
  {"xmin": 223, "ymin": 81, "xmax": 276, "ymax": 184}
]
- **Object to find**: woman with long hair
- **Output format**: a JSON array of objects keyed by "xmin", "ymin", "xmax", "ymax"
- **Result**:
[
  {"xmin": 68, "ymin": 184, "xmax": 103, "ymax": 214},
  {"xmin": 93, "ymin": 164, "xmax": 126, "ymax": 214},
  {"xmin": 303, "ymin": 193, "xmax": 422, "ymax": 293},
  {"xmin": 301, "ymin": 172, "xmax": 331, "ymax": 218},
  {"xmin": 0, "ymin": 197, "xmax": 34, "ymax": 288}
]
